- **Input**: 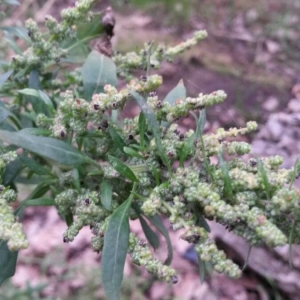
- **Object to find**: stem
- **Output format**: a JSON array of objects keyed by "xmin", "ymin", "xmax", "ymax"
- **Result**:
[
  {"xmin": 77, "ymin": 137, "xmax": 84, "ymax": 151},
  {"xmin": 242, "ymin": 245, "xmax": 252, "ymax": 271},
  {"xmin": 152, "ymin": 166, "xmax": 160, "ymax": 185},
  {"xmin": 67, "ymin": 130, "xmax": 74, "ymax": 145},
  {"xmin": 131, "ymin": 192, "xmax": 146, "ymax": 200},
  {"xmin": 10, "ymin": 115, "xmax": 22, "ymax": 130},
  {"xmin": 289, "ymin": 220, "xmax": 296, "ymax": 269},
  {"xmin": 199, "ymin": 134, "xmax": 213, "ymax": 182},
  {"xmin": 111, "ymin": 109, "xmax": 118, "ymax": 123},
  {"xmin": 146, "ymin": 41, "xmax": 154, "ymax": 77},
  {"xmin": 289, "ymin": 159, "xmax": 299, "ymax": 189},
  {"xmin": 129, "ymin": 182, "xmax": 138, "ymax": 201}
]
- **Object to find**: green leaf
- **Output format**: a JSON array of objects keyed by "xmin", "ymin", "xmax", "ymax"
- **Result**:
[
  {"xmin": 138, "ymin": 112, "xmax": 146, "ymax": 150},
  {"xmin": 257, "ymin": 158, "xmax": 271, "ymax": 199},
  {"xmin": 179, "ymin": 109, "xmax": 206, "ymax": 166},
  {"xmin": 199, "ymin": 133, "xmax": 213, "ymax": 182},
  {"xmin": 179, "ymin": 132, "xmax": 196, "ymax": 167},
  {"xmin": 102, "ymin": 198, "xmax": 132, "ymax": 300},
  {"xmin": 101, "ymin": 180, "xmax": 113, "ymax": 210},
  {"xmin": 108, "ymin": 127, "xmax": 126, "ymax": 152},
  {"xmin": 146, "ymin": 41, "xmax": 153, "ymax": 76},
  {"xmin": 131, "ymin": 91, "xmax": 170, "ymax": 171},
  {"xmin": 28, "ymin": 69, "xmax": 40, "ymax": 90},
  {"xmin": 151, "ymin": 165, "xmax": 160, "ymax": 185},
  {"xmin": 218, "ymin": 151, "xmax": 232, "ymax": 197},
  {"xmin": 26, "ymin": 70, "xmax": 49, "ymax": 115},
  {"xmin": 18, "ymin": 128, "xmax": 51, "ymax": 136},
  {"xmin": 3, "ymin": 0, "xmax": 19, "ymax": 6},
  {"xmin": 14, "ymin": 174, "xmax": 40, "ymax": 184},
  {"xmin": 147, "ymin": 215, "xmax": 173, "ymax": 265},
  {"xmin": 0, "ymin": 130, "xmax": 91, "ymax": 166},
  {"xmin": 111, "ymin": 110, "xmax": 118, "ymax": 123},
  {"xmin": 164, "ymin": 79, "xmax": 186, "ymax": 105},
  {"xmin": 18, "ymin": 88, "xmax": 54, "ymax": 110},
  {"xmin": 81, "ymin": 50, "xmax": 118, "ymax": 100},
  {"xmin": 38, "ymin": 90, "xmax": 54, "ymax": 108},
  {"xmin": 72, "ymin": 169, "xmax": 81, "ymax": 192},
  {"xmin": 139, "ymin": 215, "xmax": 160, "ymax": 250},
  {"xmin": 0, "ymin": 242, "xmax": 18, "ymax": 286},
  {"xmin": 87, "ymin": 170, "xmax": 102, "ymax": 176},
  {"xmin": 22, "ymin": 197, "xmax": 55, "ymax": 207},
  {"xmin": 196, "ymin": 215, "xmax": 211, "ymax": 233},
  {"xmin": 197, "ymin": 109, "xmax": 206, "ymax": 136},
  {"xmin": 0, "ymin": 70, "xmax": 13, "ymax": 87},
  {"xmin": 20, "ymin": 112, "xmax": 35, "ymax": 125},
  {"xmin": 108, "ymin": 155, "xmax": 138, "ymax": 182},
  {"xmin": 20, "ymin": 155, "xmax": 52, "ymax": 176},
  {"xmin": 0, "ymin": 122, "xmax": 16, "ymax": 132},
  {"xmin": 123, "ymin": 147, "xmax": 143, "ymax": 159},
  {"xmin": 0, "ymin": 60, "xmax": 9, "ymax": 67},
  {"xmin": 0, "ymin": 104, "xmax": 11, "ymax": 125},
  {"xmin": 62, "ymin": 15, "xmax": 104, "ymax": 56},
  {"xmin": 3, "ymin": 31, "xmax": 21, "ymax": 54},
  {"xmin": 76, "ymin": 15, "xmax": 104, "ymax": 40},
  {"xmin": 25, "ymin": 182, "xmax": 52, "ymax": 200},
  {"xmin": 3, "ymin": 158, "xmax": 23, "ymax": 185},
  {"xmin": 0, "ymin": 26, "xmax": 30, "ymax": 43}
]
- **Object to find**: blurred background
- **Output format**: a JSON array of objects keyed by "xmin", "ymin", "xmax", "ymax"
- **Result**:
[{"xmin": 1, "ymin": 0, "xmax": 300, "ymax": 299}]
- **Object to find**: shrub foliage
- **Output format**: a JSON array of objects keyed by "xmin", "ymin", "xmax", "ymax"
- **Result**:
[{"xmin": 0, "ymin": 0, "xmax": 300, "ymax": 299}]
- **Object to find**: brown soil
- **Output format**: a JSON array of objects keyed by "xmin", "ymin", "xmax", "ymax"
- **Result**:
[{"xmin": 2, "ymin": 1, "xmax": 299, "ymax": 299}]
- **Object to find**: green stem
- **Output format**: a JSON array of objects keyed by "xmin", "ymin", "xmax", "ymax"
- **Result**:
[
  {"xmin": 67, "ymin": 130, "xmax": 74, "ymax": 145},
  {"xmin": 9, "ymin": 115, "xmax": 22, "ymax": 130},
  {"xmin": 77, "ymin": 137, "xmax": 84, "ymax": 151},
  {"xmin": 131, "ymin": 192, "xmax": 146, "ymax": 200},
  {"xmin": 289, "ymin": 159, "xmax": 299, "ymax": 189},
  {"xmin": 289, "ymin": 220, "xmax": 296, "ymax": 269},
  {"xmin": 146, "ymin": 41, "xmax": 154, "ymax": 77},
  {"xmin": 199, "ymin": 135, "xmax": 213, "ymax": 182},
  {"xmin": 129, "ymin": 182, "xmax": 138, "ymax": 201}
]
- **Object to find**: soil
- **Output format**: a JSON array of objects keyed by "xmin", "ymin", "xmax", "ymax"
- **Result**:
[{"xmin": 2, "ymin": 1, "xmax": 300, "ymax": 299}]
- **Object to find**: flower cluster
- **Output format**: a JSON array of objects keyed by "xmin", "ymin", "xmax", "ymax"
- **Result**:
[
  {"xmin": 0, "ymin": 151, "xmax": 28, "ymax": 251},
  {"xmin": 156, "ymin": 90, "xmax": 227, "ymax": 123},
  {"xmin": 113, "ymin": 30, "xmax": 207, "ymax": 80},
  {"xmin": 10, "ymin": 0, "xmax": 96, "ymax": 77},
  {"xmin": 37, "ymin": 75, "xmax": 230, "ymax": 146},
  {"xmin": 2, "ymin": 3, "xmax": 300, "ymax": 290},
  {"xmin": 128, "ymin": 233, "xmax": 177, "ymax": 283},
  {"xmin": 195, "ymin": 239, "xmax": 241, "ymax": 278},
  {"xmin": 32, "ymin": 70, "xmax": 300, "ymax": 280}
]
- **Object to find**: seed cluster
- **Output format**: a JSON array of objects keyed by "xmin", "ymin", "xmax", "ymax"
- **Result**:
[
  {"xmin": 33, "ymin": 74, "xmax": 300, "ymax": 280},
  {"xmin": 2, "ymin": 2, "xmax": 300, "ymax": 284},
  {"xmin": 9, "ymin": 0, "xmax": 96, "ymax": 81},
  {"xmin": 128, "ymin": 233, "xmax": 177, "ymax": 283},
  {"xmin": 0, "ymin": 151, "xmax": 28, "ymax": 251},
  {"xmin": 113, "ymin": 30, "xmax": 208, "ymax": 80}
]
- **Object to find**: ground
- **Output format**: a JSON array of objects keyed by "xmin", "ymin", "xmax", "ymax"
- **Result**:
[{"xmin": 1, "ymin": 0, "xmax": 300, "ymax": 299}]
